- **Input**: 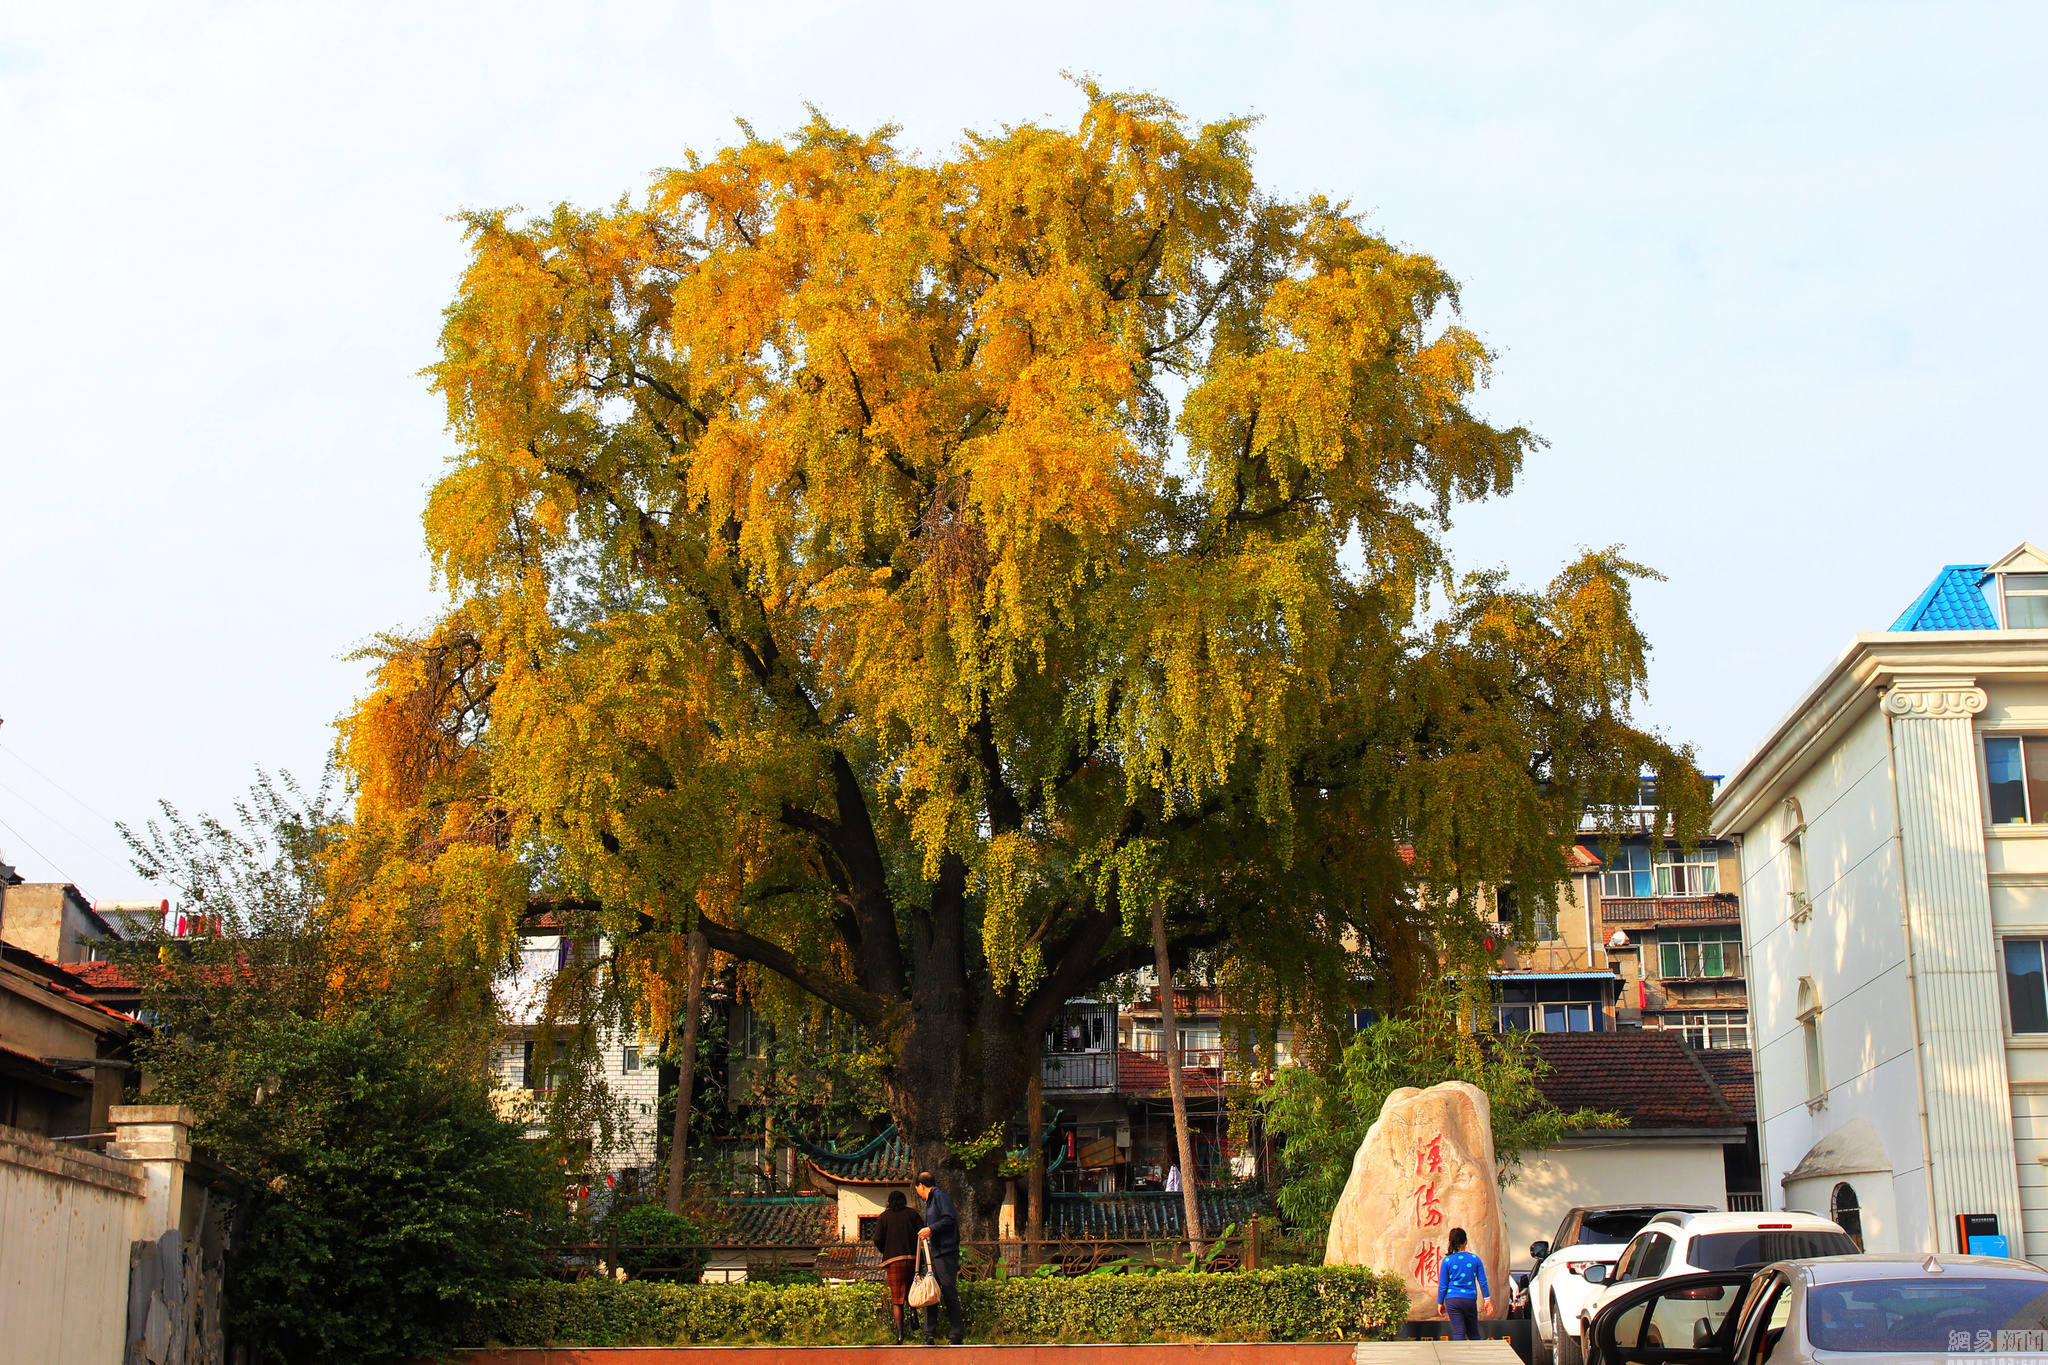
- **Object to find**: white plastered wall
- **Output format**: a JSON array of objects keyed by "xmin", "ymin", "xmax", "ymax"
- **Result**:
[
  {"xmin": 1500, "ymin": 1141, "xmax": 1730, "ymax": 1268},
  {"xmin": 1734, "ymin": 702, "xmax": 1935, "ymax": 1251}
]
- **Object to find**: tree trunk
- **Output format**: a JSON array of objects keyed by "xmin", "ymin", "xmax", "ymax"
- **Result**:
[
  {"xmin": 1151, "ymin": 900, "xmax": 1204, "ymax": 1254},
  {"xmin": 883, "ymin": 987, "xmax": 1028, "ymax": 1243},
  {"xmin": 1027, "ymin": 1072, "xmax": 1044, "ymax": 1263},
  {"xmin": 665, "ymin": 929, "xmax": 708, "ymax": 1217}
]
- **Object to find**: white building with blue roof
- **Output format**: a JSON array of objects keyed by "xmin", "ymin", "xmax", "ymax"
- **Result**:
[{"xmin": 1712, "ymin": 542, "xmax": 2048, "ymax": 1256}]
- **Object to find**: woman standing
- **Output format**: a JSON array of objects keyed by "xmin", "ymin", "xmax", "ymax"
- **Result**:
[
  {"xmin": 873, "ymin": 1189, "xmax": 924, "ymax": 1343},
  {"xmin": 1436, "ymin": 1226, "xmax": 1492, "ymax": 1342}
]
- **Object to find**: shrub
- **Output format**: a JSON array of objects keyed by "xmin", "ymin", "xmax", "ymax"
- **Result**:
[
  {"xmin": 608, "ymin": 1204, "xmax": 708, "ymax": 1282},
  {"xmin": 463, "ymin": 1266, "xmax": 1411, "ymax": 1347},
  {"xmin": 199, "ymin": 1008, "xmax": 560, "ymax": 1365}
]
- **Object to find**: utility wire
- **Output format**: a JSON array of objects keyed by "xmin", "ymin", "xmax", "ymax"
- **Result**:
[
  {"xmin": 0, "ymin": 740, "xmax": 124, "ymax": 828},
  {"xmin": 0, "ymin": 773, "xmax": 134, "ymax": 878},
  {"xmin": 0, "ymin": 809, "xmax": 78, "ymax": 885}
]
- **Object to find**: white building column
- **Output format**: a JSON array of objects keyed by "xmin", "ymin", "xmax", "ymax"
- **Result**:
[{"xmin": 1887, "ymin": 676, "xmax": 2024, "ymax": 1251}]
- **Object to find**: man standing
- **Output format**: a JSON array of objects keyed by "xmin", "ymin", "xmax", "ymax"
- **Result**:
[{"xmin": 913, "ymin": 1171, "xmax": 964, "ymax": 1345}]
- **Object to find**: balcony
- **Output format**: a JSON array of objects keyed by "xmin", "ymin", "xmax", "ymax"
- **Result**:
[
  {"xmin": 1493, "ymin": 945, "xmax": 1603, "ymax": 973},
  {"xmin": 1041, "ymin": 1048, "xmax": 1265, "ymax": 1095},
  {"xmin": 1040, "ymin": 1051, "xmax": 1119, "ymax": 1092},
  {"xmin": 1601, "ymin": 894, "xmax": 1741, "ymax": 926}
]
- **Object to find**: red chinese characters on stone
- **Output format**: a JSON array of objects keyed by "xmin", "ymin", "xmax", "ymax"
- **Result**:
[
  {"xmin": 1410, "ymin": 1180, "xmax": 1444, "ymax": 1228},
  {"xmin": 1415, "ymin": 1135, "xmax": 1444, "ymax": 1177},
  {"xmin": 1413, "ymin": 1239, "xmax": 1445, "ymax": 1285}
]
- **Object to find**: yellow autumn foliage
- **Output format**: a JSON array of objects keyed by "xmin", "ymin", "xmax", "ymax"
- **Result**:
[{"xmin": 334, "ymin": 83, "xmax": 1708, "ymax": 1163}]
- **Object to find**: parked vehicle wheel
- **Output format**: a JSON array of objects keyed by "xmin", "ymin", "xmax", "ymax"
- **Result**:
[{"xmin": 1554, "ymin": 1308, "xmax": 1584, "ymax": 1365}]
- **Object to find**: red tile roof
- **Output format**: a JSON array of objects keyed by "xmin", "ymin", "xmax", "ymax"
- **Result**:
[
  {"xmin": 1, "ymin": 949, "xmax": 140, "ymax": 1025},
  {"xmin": 1694, "ymin": 1048, "xmax": 1756, "ymax": 1124},
  {"xmin": 1566, "ymin": 845, "xmax": 1604, "ymax": 871},
  {"xmin": 57, "ymin": 961, "xmax": 140, "ymax": 990},
  {"xmin": 1528, "ymin": 1032, "xmax": 1745, "ymax": 1132}
]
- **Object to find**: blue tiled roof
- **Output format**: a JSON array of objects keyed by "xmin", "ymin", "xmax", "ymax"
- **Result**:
[
  {"xmin": 1046, "ymin": 1190, "xmax": 1269, "ymax": 1239},
  {"xmin": 1892, "ymin": 565, "xmax": 1995, "ymax": 631}
]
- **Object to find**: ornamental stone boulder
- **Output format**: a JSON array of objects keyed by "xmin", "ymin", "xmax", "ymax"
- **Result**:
[{"xmin": 1323, "ymin": 1080, "xmax": 1508, "ymax": 1322}]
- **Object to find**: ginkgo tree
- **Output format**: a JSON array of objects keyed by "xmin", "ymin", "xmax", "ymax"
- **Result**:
[{"xmin": 339, "ymin": 83, "xmax": 1708, "ymax": 1233}]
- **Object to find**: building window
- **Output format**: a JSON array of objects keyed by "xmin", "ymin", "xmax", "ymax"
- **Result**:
[
  {"xmin": 1659, "ymin": 927, "xmax": 1743, "ymax": 979},
  {"xmin": 2004, "ymin": 573, "xmax": 2048, "ymax": 629},
  {"xmin": 1782, "ymin": 798, "xmax": 1811, "ymax": 924},
  {"xmin": 1654, "ymin": 847, "xmax": 1720, "ymax": 896},
  {"xmin": 1798, "ymin": 977, "xmax": 1826, "ymax": 1106},
  {"xmin": 1494, "ymin": 981, "xmax": 1605, "ymax": 1033},
  {"xmin": 2005, "ymin": 939, "xmax": 2048, "ymax": 1034},
  {"xmin": 521, "ymin": 1039, "xmax": 568, "ymax": 1092},
  {"xmin": 1661, "ymin": 1011, "xmax": 1749, "ymax": 1049},
  {"xmin": 1495, "ymin": 884, "xmax": 1559, "ymax": 941},
  {"xmin": 1986, "ymin": 737, "xmax": 2048, "ymax": 825},
  {"xmin": 623, "ymin": 1045, "xmax": 640, "ymax": 1075},
  {"xmin": 1831, "ymin": 1182, "xmax": 1863, "ymax": 1251},
  {"xmin": 1603, "ymin": 846, "xmax": 1652, "ymax": 898}
]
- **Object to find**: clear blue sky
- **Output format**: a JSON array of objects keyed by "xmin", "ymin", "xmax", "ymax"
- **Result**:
[{"xmin": 1, "ymin": 2, "xmax": 2041, "ymax": 895}]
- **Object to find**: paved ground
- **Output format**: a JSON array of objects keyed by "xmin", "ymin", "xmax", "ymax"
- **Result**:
[{"xmin": 461, "ymin": 1342, "xmax": 1523, "ymax": 1364}]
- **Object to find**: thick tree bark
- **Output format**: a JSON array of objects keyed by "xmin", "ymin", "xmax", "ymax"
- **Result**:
[
  {"xmin": 1152, "ymin": 899, "xmax": 1205, "ymax": 1254},
  {"xmin": 665, "ymin": 929, "xmax": 708, "ymax": 1216}
]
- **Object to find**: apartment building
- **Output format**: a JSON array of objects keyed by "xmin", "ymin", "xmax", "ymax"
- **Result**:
[{"xmin": 1712, "ymin": 541, "xmax": 2048, "ymax": 1255}]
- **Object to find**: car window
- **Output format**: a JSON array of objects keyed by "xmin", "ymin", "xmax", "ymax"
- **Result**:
[
  {"xmin": 1603, "ymin": 1281, "xmax": 1746, "ymax": 1364},
  {"xmin": 1690, "ymin": 1230, "xmax": 1858, "ymax": 1270},
  {"xmin": 1636, "ymin": 1234, "xmax": 1673, "ymax": 1280},
  {"xmin": 1612, "ymin": 1236, "xmax": 1647, "ymax": 1283},
  {"xmin": 1556, "ymin": 1213, "xmax": 1581, "ymax": 1247},
  {"xmin": 1580, "ymin": 1212, "xmax": 1657, "ymax": 1245},
  {"xmin": 1646, "ymin": 1281, "xmax": 1743, "ymax": 1351},
  {"xmin": 1806, "ymin": 1277, "xmax": 2048, "ymax": 1353},
  {"xmin": 1734, "ymin": 1276, "xmax": 1789, "ymax": 1365}
]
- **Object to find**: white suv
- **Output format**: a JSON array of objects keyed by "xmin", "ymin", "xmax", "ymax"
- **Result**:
[
  {"xmin": 1528, "ymin": 1204, "xmax": 1711, "ymax": 1365},
  {"xmin": 1575, "ymin": 1210, "xmax": 1857, "ymax": 1354}
]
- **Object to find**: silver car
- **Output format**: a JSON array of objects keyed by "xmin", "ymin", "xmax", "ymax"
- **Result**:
[{"xmin": 1585, "ymin": 1253, "xmax": 2048, "ymax": 1365}]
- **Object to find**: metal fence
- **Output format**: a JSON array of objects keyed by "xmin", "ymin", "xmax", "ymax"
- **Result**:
[{"xmin": 538, "ymin": 1218, "xmax": 1300, "ymax": 1284}]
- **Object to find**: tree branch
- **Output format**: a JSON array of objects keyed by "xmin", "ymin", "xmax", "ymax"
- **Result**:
[{"xmin": 696, "ymin": 914, "xmax": 887, "ymax": 1027}]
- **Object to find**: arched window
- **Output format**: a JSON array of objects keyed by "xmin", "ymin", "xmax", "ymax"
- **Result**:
[
  {"xmin": 1782, "ymin": 798, "xmax": 1811, "ymax": 924},
  {"xmin": 1798, "ymin": 977, "xmax": 1826, "ymax": 1107},
  {"xmin": 1831, "ymin": 1182, "xmax": 1863, "ymax": 1250}
]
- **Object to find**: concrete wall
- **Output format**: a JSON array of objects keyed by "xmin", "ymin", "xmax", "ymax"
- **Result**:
[
  {"xmin": 0, "ymin": 1123, "xmax": 143, "ymax": 1365},
  {"xmin": 0, "ymin": 884, "xmax": 111, "ymax": 963},
  {"xmin": 1500, "ymin": 1140, "xmax": 1731, "ymax": 1268}
]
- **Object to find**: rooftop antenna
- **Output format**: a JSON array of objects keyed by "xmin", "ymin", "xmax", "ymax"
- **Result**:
[{"xmin": 1922, "ymin": 1254, "xmax": 1943, "ymax": 1273}]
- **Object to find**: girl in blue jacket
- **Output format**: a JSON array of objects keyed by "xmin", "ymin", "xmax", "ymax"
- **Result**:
[{"xmin": 1437, "ymin": 1227, "xmax": 1491, "ymax": 1341}]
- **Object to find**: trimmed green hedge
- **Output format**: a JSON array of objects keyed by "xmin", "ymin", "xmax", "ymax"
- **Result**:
[{"xmin": 464, "ymin": 1267, "xmax": 1410, "ymax": 1348}]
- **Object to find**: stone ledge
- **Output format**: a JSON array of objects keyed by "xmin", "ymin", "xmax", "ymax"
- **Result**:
[
  {"xmin": 0, "ymin": 1123, "xmax": 144, "ymax": 1197},
  {"xmin": 456, "ymin": 1345, "xmax": 1521, "ymax": 1365},
  {"xmin": 108, "ymin": 1104, "xmax": 198, "ymax": 1125}
]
